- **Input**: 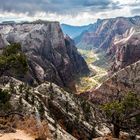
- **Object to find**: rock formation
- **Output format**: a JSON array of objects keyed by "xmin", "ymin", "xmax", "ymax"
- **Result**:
[
  {"xmin": 0, "ymin": 76, "xmax": 97, "ymax": 139},
  {"xmin": 0, "ymin": 21, "xmax": 89, "ymax": 90},
  {"xmin": 0, "ymin": 18, "xmax": 140, "ymax": 139},
  {"xmin": 72, "ymin": 16, "xmax": 140, "ymax": 73},
  {"xmin": 75, "ymin": 16, "xmax": 140, "ymax": 50},
  {"xmin": 108, "ymin": 27, "xmax": 140, "ymax": 72},
  {"xmin": 0, "ymin": 35, "xmax": 4, "ymax": 49}
]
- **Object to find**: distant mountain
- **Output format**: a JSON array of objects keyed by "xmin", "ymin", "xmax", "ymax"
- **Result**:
[
  {"xmin": 61, "ymin": 23, "xmax": 93, "ymax": 38},
  {"xmin": 74, "ymin": 16, "xmax": 140, "ymax": 73},
  {"xmin": 2, "ymin": 21, "xmax": 16, "ymax": 24},
  {"xmin": 75, "ymin": 16, "xmax": 140, "ymax": 50}
]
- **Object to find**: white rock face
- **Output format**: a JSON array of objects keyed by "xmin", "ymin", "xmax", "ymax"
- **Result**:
[
  {"xmin": 0, "ymin": 21, "xmax": 89, "ymax": 89},
  {"xmin": 109, "ymin": 27, "xmax": 140, "ymax": 72},
  {"xmin": 113, "ymin": 27, "xmax": 135, "ymax": 45}
]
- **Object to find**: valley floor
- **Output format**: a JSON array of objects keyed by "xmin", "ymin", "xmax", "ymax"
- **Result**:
[{"xmin": 76, "ymin": 49, "xmax": 109, "ymax": 93}]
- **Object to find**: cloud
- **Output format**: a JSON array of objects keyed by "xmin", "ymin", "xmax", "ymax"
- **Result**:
[
  {"xmin": 131, "ymin": 8, "xmax": 140, "ymax": 15},
  {"xmin": 0, "ymin": 0, "xmax": 120, "ymax": 15},
  {"xmin": 0, "ymin": 0, "xmax": 139, "ymax": 25},
  {"xmin": 129, "ymin": 0, "xmax": 140, "ymax": 15}
]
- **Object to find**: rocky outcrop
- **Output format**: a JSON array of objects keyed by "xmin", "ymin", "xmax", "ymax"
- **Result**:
[
  {"xmin": 86, "ymin": 60, "xmax": 140, "ymax": 104},
  {"xmin": 0, "ymin": 34, "xmax": 5, "ymax": 49},
  {"xmin": 0, "ymin": 21, "xmax": 89, "ymax": 90},
  {"xmin": 0, "ymin": 76, "xmax": 97, "ymax": 140},
  {"xmin": 108, "ymin": 27, "xmax": 140, "ymax": 72}
]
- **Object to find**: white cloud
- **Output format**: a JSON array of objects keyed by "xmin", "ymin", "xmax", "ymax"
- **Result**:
[
  {"xmin": 0, "ymin": 9, "xmax": 132, "ymax": 25},
  {"xmin": 0, "ymin": 0, "xmax": 139, "ymax": 26}
]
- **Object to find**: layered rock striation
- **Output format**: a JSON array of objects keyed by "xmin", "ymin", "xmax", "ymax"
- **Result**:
[
  {"xmin": 0, "ymin": 21, "xmax": 89, "ymax": 90},
  {"xmin": 75, "ymin": 16, "xmax": 140, "ymax": 50},
  {"xmin": 0, "ymin": 76, "xmax": 97, "ymax": 139},
  {"xmin": 108, "ymin": 27, "xmax": 140, "ymax": 72}
]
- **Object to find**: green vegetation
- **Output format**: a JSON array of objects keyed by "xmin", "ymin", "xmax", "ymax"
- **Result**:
[
  {"xmin": 76, "ymin": 49, "xmax": 108, "ymax": 93},
  {"xmin": 101, "ymin": 92, "xmax": 140, "ymax": 138},
  {"xmin": 77, "ymin": 43, "xmax": 94, "ymax": 50},
  {"xmin": 78, "ymin": 49, "xmax": 96, "ymax": 64},
  {"xmin": 0, "ymin": 89, "xmax": 11, "ymax": 104},
  {"xmin": 0, "ymin": 43, "xmax": 28, "ymax": 77},
  {"xmin": 0, "ymin": 88, "xmax": 12, "ymax": 111},
  {"xmin": 93, "ymin": 51, "xmax": 109, "ymax": 69}
]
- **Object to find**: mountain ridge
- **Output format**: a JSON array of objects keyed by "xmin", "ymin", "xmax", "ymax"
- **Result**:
[{"xmin": 61, "ymin": 23, "xmax": 93, "ymax": 38}]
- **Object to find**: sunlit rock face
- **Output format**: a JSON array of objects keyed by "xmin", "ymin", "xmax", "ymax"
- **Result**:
[
  {"xmin": 75, "ymin": 16, "xmax": 140, "ymax": 50},
  {"xmin": 75, "ymin": 16, "xmax": 140, "ymax": 73},
  {"xmin": 108, "ymin": 27, "xmax": 140, "ymax": 72},
  {"xmin": 0, "ymin": 21, "xmax": 89, "ymax": 90}
]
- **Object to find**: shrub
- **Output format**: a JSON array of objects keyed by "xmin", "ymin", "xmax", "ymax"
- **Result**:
[
  {"xmin": 100, "ymin": 92, "xmax": 140, "ymax": 138},
  {"xmin": 0, "ymin": 89, "xmax": 11, "ymax": 104},
  {"xmin": 0, "ymin": 43, "xmax": 28, "ymax": 77},
  {"xmin": 16, "ymin": 115, "xmax": 51, "ymax": 139}
]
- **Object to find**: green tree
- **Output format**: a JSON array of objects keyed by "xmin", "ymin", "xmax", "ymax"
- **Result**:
[
  {"xmin": 0, "ymin": 88, "xmax": 12, "ymax": 112},
  {"xmin": 38, "ymin": 103, "xmax": 45, "ymax": 119},
  {"xmin": 0, "ymin": 43, "xmax": 28, "ymax": 77},
  {"xmin": 99, "ymin": 92, "xmax": 140, "ymax": 138},
  {"xmin": 0, "ymin": 89, "xmax": 11, "ymax": 104}
]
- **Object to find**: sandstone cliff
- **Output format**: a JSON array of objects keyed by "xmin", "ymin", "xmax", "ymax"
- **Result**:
[
  {"xmin": 74, "ymin": 16, "xmax": 140, "ymax": 73},
  {"xmin": 108, "ymin": 27, "xmax": 140, "ymax": 72},
  {"xmin": 0, "ymin": 21, "xmax": 89, "ymax": 90},
  {"xmin": 75, "ymin": 16, "xmax": 140, "ymax": 50}
]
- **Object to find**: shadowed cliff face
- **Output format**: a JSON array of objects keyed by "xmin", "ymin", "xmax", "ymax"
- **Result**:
[{"xmin": 0, "ymin": 21, "xmax": 89, "ymax": 90}]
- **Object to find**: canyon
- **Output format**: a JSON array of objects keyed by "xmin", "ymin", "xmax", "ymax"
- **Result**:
[{"xmin": 0, "ymin": 16, "xmax": 140, "ymax": 140}]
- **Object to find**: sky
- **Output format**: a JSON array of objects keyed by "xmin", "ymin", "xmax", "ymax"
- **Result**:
[{"xmin": 0, "ymin": 0, "xmax": 140, "ymax": 25}]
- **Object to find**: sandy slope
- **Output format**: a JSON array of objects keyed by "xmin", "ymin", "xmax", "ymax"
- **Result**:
[{"xmin": 0, "ymin": 130, "xmax": 34, "ymax": 140}]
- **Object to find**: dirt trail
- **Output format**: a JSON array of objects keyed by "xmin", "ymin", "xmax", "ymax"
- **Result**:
[{"xmin": 0, "ymin": 130, "xmax": 34, "ymax": 140}]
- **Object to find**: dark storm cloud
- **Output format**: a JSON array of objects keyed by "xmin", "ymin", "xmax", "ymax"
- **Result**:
[
  {"xmin": 130, "ymin": 0, "xmax": 140, "ymax": 15},
  {"xmin": 84, "ymin": 0, "xmax": 111, "ymax": 6},
  {"xmin": 0, "ymin": 0, "xmax": 121, "ymax": 15},
  {"xmin": 131, "ymin": 8, "xmax": 140, "ymax": 15}
]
